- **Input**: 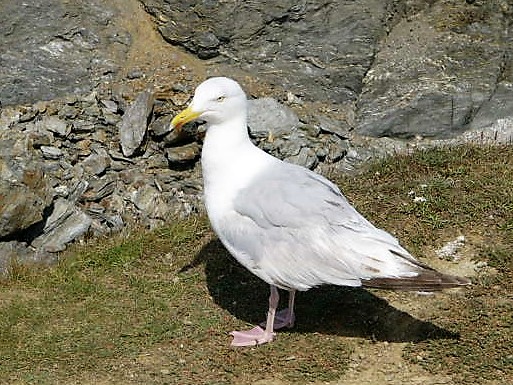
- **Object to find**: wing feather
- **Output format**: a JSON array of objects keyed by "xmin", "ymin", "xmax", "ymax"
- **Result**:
[{"xmin": 216, "ymin": 163, "xmax": 425, "ymax": 291}]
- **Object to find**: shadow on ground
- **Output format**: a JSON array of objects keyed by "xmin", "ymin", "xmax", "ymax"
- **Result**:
[{"xmin": 181, "ymin": 239, "xmax": 459, "ymax": 343}]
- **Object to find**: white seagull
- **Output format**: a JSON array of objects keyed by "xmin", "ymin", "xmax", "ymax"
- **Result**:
[{"xmin": 171, "ymin": 77, "xmax": 470, "ymax": 347}]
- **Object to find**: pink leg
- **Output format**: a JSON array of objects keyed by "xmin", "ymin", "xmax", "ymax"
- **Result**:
[
  {"xmin": 261, "ymin": 290, "xmax": 296, "ymax": 330},
  {"xmin": 230, "ymin": 285, "xmax": 279, "ymax": 347}
]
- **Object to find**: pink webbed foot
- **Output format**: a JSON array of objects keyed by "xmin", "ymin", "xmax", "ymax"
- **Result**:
[
  {"xmin": 260, "ymin": 308, "xmax": 295, "ymax": 330},
  {"xmin": 230, "ymin": 326, "xmax": 275, "ymax": 347}
]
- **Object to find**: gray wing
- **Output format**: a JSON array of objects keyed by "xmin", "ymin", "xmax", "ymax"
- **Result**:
[{"xmin": 217, "ymin": 162, "xmax": 422, "ymax": 291}]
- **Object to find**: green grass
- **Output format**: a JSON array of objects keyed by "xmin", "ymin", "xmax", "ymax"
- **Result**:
[{"xmin": 1, "ymin": 144, "xmax": 512, "ymax": 384}]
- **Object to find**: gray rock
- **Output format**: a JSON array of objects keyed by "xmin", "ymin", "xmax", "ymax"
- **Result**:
[
  {"xmin": 326, "ymin": 135, "xmax": 349, "ymax": 163},
  {"xmin": 0, "ymin": 241, "xmax": 32, "ymax": 275},
  {"xmin": 129, "ymin": 185, "xmax": 170, "ymax": 220},
  {"xmin": 18, "ymin": 108, "xmax": 39, "ymax": 123},
  {"xmin": 0, "ymin": 241, "xmax": 56, "ymax": 276},
  {"xmin": 81, "ymin": 147, "xmax": 111, "ymax": 175},
  {"xmin": 148, "ymin": 0, "xmax": 388, "ymax": 104},
  {"xmin": 146, "ymin": 0, "xmax": 513, "ymax": 139},
  {"xmin": 165, "ymin": 143, "xmax": 200, "ymax": 164},
  {"xmin": 0, "ymin": 0, "xmax": 130, "ymax": 106},
  {"xmin": 149, "ymin": 115, "xmax": 173, "ymax": 137},
  {"xmin": 356, "ymin": 1, "xmax": 510, "ymax": 138},
  {"xmin": 316, "ymin": 114, "xmax": 351, "ymax": 139},
  {"xmin": 118, "ymin": 168, "xmax": 147, "ymax": 186},
  {"xmin": 285, "ymin": 147, "xmax": 318, "ymax": 170},
  {"xmin": 37, "ymin": 115, "xmax": 70, "ymax": 137},
  {"xmin": 248, "ymin": 98, "xmax": 299, "ymax": 139},
  {"xmin": 26, "ymin": 129, "xmax": 53, "ymax": 148},
  {"xmin": 471, "ymin": 82, "xmax": 513, "ymax": 129},
  {"xmin": 119, "ymin": 90, "xmax": 154, "ymax": 157},
  {"xmin": 0, "ymin": 132, "xmax": 53, "ymax": 238},
  {"xmin": 194, "ymin": 31, "xmax": 220, "ymax": 59},
  {"xmin": 81, "ymin": 174, "xmax": 117, "ymax": 202},
  {"xmin": 127, "ymin": 68, "xmax": 145, "ymax": 79},
  {"xmin": 54, "ymin": 184, "xmax": 70, "ymax": 198},
  {"xmin": 40, "ymin": 145, "xmax": 63, "ymax": 160},
  {"xmin": 161, "ymin": 123, "xmax": 198, "ymax": 146},
  {"xmin": 277, "ymin": 137, "xmax": 302, "ymax": 158},
  {"xmin": 145, "ymin": 152, "xmax": 170, "ymax": 169},
  {"xmin": 100, "ymin": 99, "xmax": 119, "ymax": 113},
  {"xmin": 68, "ymin": 179, "xmax": 90, "ymax": 203},
  {"xmin": 31, "ymin": 198, "xmax": 92, "ymax": 252},
  {"xmin": 72, "ymin": 120, "xmax": 97, "ymax": 134},
  {"xmin": 0, "ymin": 107, "xmax": 23, "ymax": 130}
]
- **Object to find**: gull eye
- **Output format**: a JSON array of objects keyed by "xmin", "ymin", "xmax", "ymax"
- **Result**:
[{"xmin": 216, "ymin": 95, "xmax": 226, "ymax": 103}]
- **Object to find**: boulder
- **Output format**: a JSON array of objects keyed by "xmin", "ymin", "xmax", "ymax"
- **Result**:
[
  {"xmin": 355, "ymin": 1, "xmax": 511, "ymax": 137},
  {"xmin": 0, "ymin": 0, "xmax": 131, "ymax": 106},
  {"xmin": 31, "ymin": 198, "xmax": 92, "ymax": 253},
  {"xmin": 0, "ymin": 132, "xmax": 53, "ymax": 238},
  {"xmin": 248, "ymin": 98, "xmax": 300, "ymax": 139},
  {"xmin": 119, "ymin": 90, "xmax": 154, "ymax": 157}
]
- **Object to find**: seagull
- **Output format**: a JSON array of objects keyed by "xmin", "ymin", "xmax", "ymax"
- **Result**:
[{"xmin": 171, "ymin": 77, "xmax": 470, "ymax": 347}]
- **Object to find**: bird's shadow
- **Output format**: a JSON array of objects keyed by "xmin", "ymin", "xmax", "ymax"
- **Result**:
[{"xmin": 181, "ymin": 239, "xmax": 459, "ymax": 342}]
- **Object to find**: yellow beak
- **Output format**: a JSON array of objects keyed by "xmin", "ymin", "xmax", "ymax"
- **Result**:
[{"xmin": 171, "ymin": 106, "xmax": 201, "ymax": 131}]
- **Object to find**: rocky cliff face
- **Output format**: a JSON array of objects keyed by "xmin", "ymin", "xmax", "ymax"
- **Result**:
[
  {"xmin": 0, "ymin": 0, "xmax": 512, "ymax": 273},
  {"xmin": 0, "ymin": 0, "xmax": 130, "ymax": 106},
  {"xmin": 143, "ymin": 0, "xmax": 513, "ymax": 138}
]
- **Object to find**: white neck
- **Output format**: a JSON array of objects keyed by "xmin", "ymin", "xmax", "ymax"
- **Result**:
[
  {"xmin": 203, "ymin": 115, "xmax": 251, "ymax": 152},
  {"xmin": 200, "ymin": 116, "xmax": 276, "ymax": 217}
]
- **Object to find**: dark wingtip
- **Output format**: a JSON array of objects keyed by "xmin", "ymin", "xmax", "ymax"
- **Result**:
[{"xmin": 362, "ymin": 270, "xmax": 471, "ymax": 291}]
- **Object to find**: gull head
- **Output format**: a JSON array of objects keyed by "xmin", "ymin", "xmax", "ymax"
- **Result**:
[{"xmin": 171, "ymin": 77, "xmax": 247, "ymax": 131}]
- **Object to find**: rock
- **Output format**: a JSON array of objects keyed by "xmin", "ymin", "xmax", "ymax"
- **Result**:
[
  {"xmin": 326, "ymin": 135, "xmax": 349, "ymax": 163},
  {"xmin": 119, "ymin": 90, "xmax": 154, "ymax": 157},
  {"xmin": 40, "ymin": 145, "xmax": 63, "ymax": 160},
  {"xmin": 285, "ymin": 146, "xmax": 318, "ymax": 169},
  {"xmin": 72, "ymin": 120, "xmax": 96, "ymax": 133},
  {"xmin": 18, "ymin": 108, "xmax": 39, "ymax": 123},
  {"xmin": 316, "ymin": 114, "xmax": 351, "ymax": 139},
  {"xmin": 248, "ymin": 98, "xmax": 300, "ymax": 139},
  {"xmin": 31, "ymin": 198, "xmax": 92, "ymax": 252},
  {"xmin": 129, "ymin": 185, "xmax": 170, "ymax": 220},
  {"xmin": 146, "ymin": 0, "xmax": 513, "ymax": 139},
  {"xmin": 165, "ymin": 142, "xmax": 200, "ymax": 164},
  {"xmin": 127, "ymin": 68, "xmax": 145, "ymax": 79},
  {"xmin": 2, "ymin": 0, "xmax": 512, "ymax": 274},
  {"xmin": 81, "ymin": 174, "xmax": 117, "ymax": 202},
  {"xmin": 26, "ymin": 129, "xmax": 53, "ymax": 148},
  {"xmin": 148, "ymin": 0, "xmax": 388, "ymax": 104},
  {"xmin": 100, "ymin": 99, "xmax": 119, "ymax": 113},
  {"xmin": 149, "ymin": 114, "xmax": 173, "ymax": 137},
  {"xmin": 276, "ymin": 136, "xmax": 302, "ymax": 158},
  {"xmin": 0, "ymin": 106, "xmax": 23, "ymax": 130},
  {"xmin": 0, "ymin": 0, "xmax": 130, "ymax": 106},
  {"xmin": 68, "ymin": 179, "xmax": 90, "ymax": 203},
  {"xmin": 54, "ymin": 184, "xmax": 70, "ymax": 198},
  {"xmin": 356, "ymin": 1, "xmax": 510, "ymax": 138},
  {"xmin": 194, "ymin": 31, "xmax": 220, "ymax": 59},
  {"xmin": 161, "ymin": 123, "xmax": 199, "ymax": 146},
  {"xmin": 0, "ymin": 241, "xmax": 31, "ymax": 275},
  {"xmin": 145, "ymin": 152, "xmax": 170, "ymax": 169},
  {"xmin": 37, "ymin": 115, "xmax": 70, "ymax": 137},
  {"xmin": 0, "ymin": 132, "xmax": 53, "ymax": 238},
  {"xmin": 81, "ymin": 147, "xmax": 111, "ymax": 175},
  {"xmin": 0, "ymin": 241, "xmax": 56, "ymax": 276},
  {"xmin": 471, "ymin": 83, "xmax": 513, "ymax": 129}
]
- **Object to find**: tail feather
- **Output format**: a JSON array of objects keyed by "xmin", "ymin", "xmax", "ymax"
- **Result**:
[{"xmin": 362, "ymin": 268, "xmax": 471, "ymax": 291}]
